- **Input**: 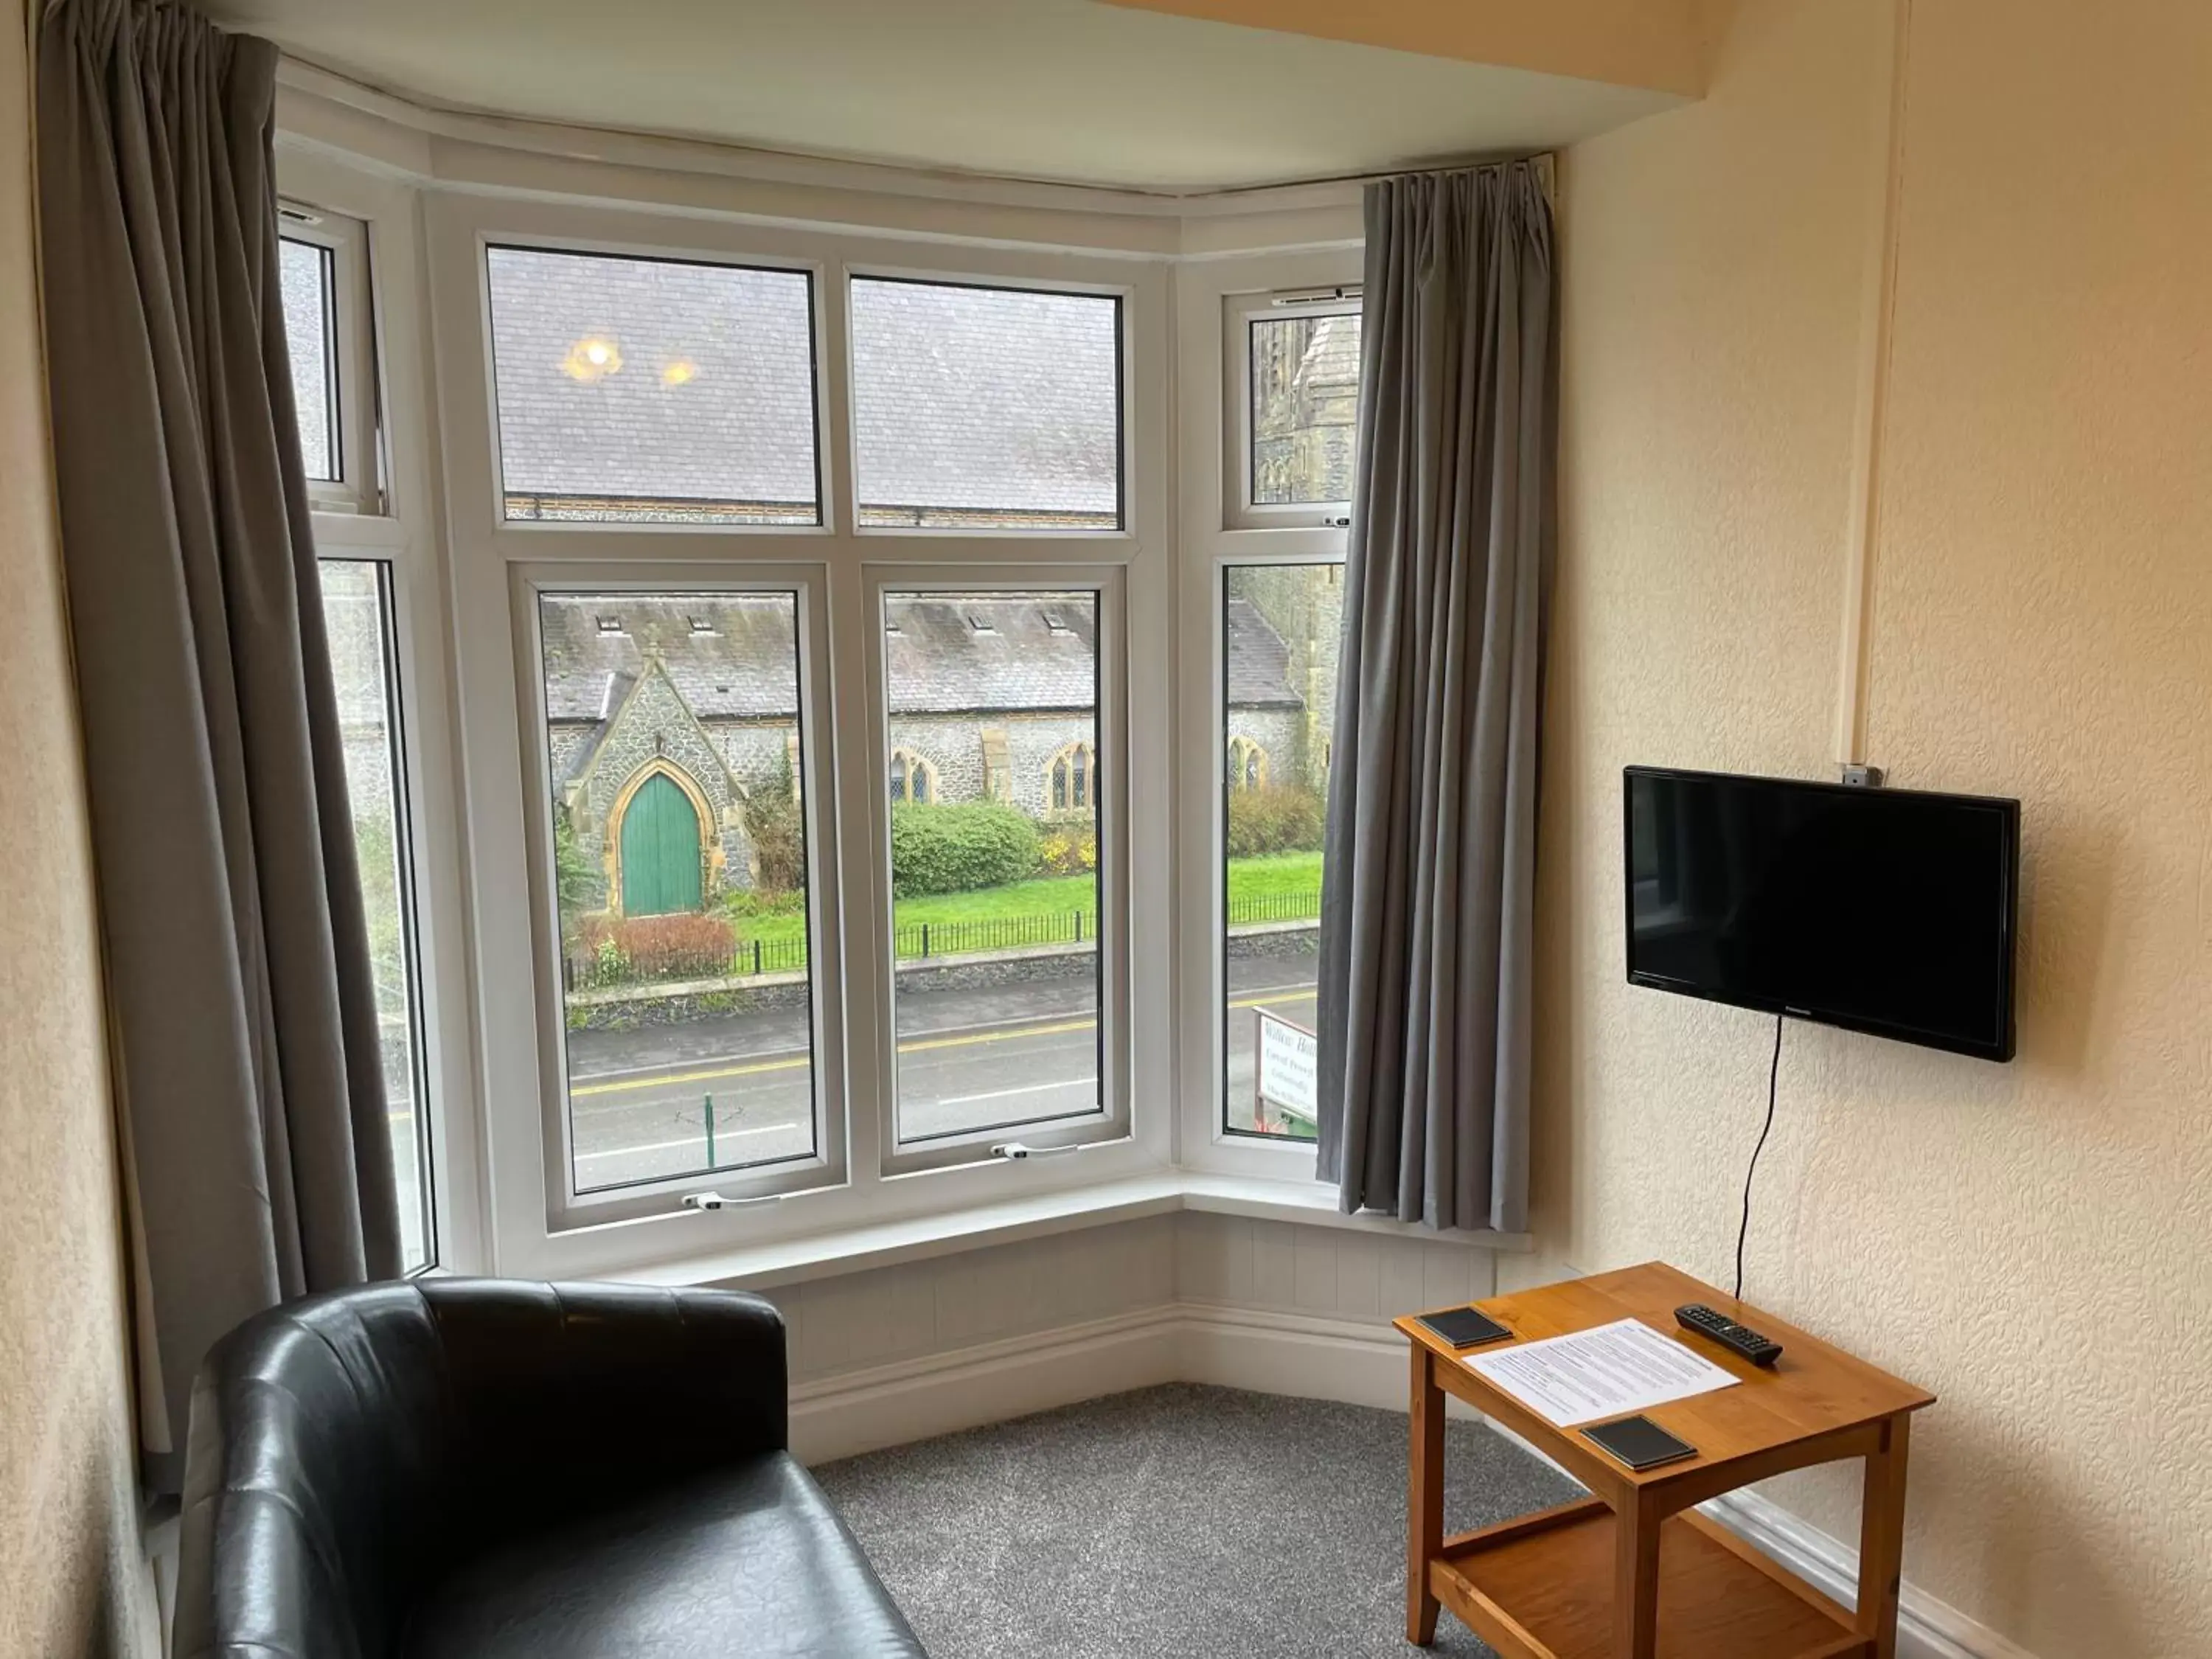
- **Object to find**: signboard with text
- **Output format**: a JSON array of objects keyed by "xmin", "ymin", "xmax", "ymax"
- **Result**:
[{"xmin": 1256, "ymin": 1008, "xmax": 1318, "ymax": 1127}]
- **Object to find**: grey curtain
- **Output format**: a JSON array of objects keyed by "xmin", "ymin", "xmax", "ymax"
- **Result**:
[
  {"xmin": 1315, "ymin": 161, "xmax": 1557, "ymax": 1234},
  {"xmin": 36, "ymin": 0, "xmax": 399, "ymax": 1494}
]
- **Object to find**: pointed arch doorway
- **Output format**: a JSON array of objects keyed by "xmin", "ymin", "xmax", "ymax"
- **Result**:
[{"xmin": 618, "ymin": 771, "xmax": 703, "ymax": 914}]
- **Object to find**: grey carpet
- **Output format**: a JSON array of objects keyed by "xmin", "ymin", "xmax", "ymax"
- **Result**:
[{"xmin": 814, "ymin": 1383, "xmax": 1585, "ymax": 1658}]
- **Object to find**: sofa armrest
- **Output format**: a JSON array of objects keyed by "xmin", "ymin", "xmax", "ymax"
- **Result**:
[{"xmin": 420, "ymin": 1279, "xmax": 788, "ymax": 1509}]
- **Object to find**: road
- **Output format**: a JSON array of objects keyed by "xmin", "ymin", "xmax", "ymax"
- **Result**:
[{"xmin": 561, "ymin": 956, "xmax": 1318, "ymax": 1189}]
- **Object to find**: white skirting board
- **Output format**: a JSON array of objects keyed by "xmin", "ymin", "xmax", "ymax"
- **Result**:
[{"xmin": 791, "ymin": 1301, "xmax": 2038, "ymax": 1659}]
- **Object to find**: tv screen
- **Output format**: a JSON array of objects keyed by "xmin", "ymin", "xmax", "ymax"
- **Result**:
[{"xmin": 1624, "ymin": 768, "xmax": 2020, "ymax": 1061}]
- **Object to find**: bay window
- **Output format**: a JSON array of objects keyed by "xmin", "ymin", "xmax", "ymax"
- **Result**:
[
  {"xmin": 425, "ymin": 187, "xmax": 1167, "ymax": 1279},
  {"xmin": 260, "ymin": 111, "xmax": 1427, "ymax": 1279}
]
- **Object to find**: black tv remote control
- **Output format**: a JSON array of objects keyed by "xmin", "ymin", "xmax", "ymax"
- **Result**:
[{"xmin": 1675, "ymin": 1304, "xmax": 1784, "ymax": 1368}]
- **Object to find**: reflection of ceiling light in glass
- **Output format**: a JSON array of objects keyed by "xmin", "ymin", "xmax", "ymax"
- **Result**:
[
  {"xmin": 661, "ymin": 358, "xmax": 698, "ymax": 387},
  {"xmin": 561, "ymin": 335, "xmax": 622, "ymax": 381}
]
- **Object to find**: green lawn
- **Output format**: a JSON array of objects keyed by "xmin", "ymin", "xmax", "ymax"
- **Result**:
[
  {"xmin": 714, "ymin": 851, "xmax": 1322, "ymax": 958},
  {"xmin": 896, "ymin": 873, "xmax": 1099, "ymax": 928},
  {"xmin": 1226, "ymin": 850, "xmax": 1323, "ymax": 905}
]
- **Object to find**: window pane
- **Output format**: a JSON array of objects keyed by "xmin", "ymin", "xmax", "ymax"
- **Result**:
[
  {"xmin": 1250, "ymin": 313, "xmax": 1360, "ymax": 507},
  {"xmin": 852, "ymin": 279, "xmax": 1119, "ymax": 529},
  {"xmin": 1223, "ymin": 563, "xmax": 1341, "ymax": 1139},
  {"xmin": 883, "ymin": 591, "xmax": 1101, "ymax": 1141},
  {"xmin": 538, "ymin": 593, "xmax": 818, "ymax": 1192},
  {"xmin": 318, "ymin": 560, "xmax": 433, "ymax": 1267},
  {"xmin": 281, "ymin": 238, "xmax": 337, "ymax": 482},
  {"xmin": 488, "ymin": 248, "xmax": 819, "ymax": 525}
]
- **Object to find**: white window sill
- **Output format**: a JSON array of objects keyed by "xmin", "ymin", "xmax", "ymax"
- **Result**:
[{"xmin": 614, "ymin": 1172, "xmax": 1531, "ymax": 1295}]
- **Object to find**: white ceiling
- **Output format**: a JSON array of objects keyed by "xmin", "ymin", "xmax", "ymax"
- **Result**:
[{"xmin": 200, "ymin": 0, "xmax": 1682, "ymax": 193}]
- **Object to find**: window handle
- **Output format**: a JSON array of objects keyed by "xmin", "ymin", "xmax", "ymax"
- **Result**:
[
  {"xmin": 682, "ymin": 1190, "xmax": 785, "ymax": 1212},
  {"xmin": 988, "ymin": 1141, "xmax": 1085, "ymax": 1161}
]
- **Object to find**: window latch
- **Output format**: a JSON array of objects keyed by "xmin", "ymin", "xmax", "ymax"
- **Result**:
[
  {"xmin": 682, "ymin": 1190, "xmax": 785, "ymax": 1212},
  {"xmin": 988, "ymin": 1141, "xmax": 1085, "ymax": 1161}
]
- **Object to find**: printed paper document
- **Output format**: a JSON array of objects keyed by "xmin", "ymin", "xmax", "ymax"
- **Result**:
[{"xmin": 1465, "ymin": 1318, "xmax": 1740, "ymax": 1427}]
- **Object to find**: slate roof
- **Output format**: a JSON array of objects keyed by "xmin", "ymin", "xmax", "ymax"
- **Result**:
[
  {"xmin": 538, "ymin": 593, "xmax": 1301, "ymax": 730},
  {"xmin": 850, "ymin": 279, "xmax": 1118, "ymax": 519},
  {"xmin": 484, "ymin": 251, "xmax": 1121, "ymax": 522},
  {"xmin": 488, "ymin": 248, "xmax": 820, "ymax": 512},
  {"xmin": 540, "ymin": 596, "xmax": 803, "ymax": 723},
  {"xmin": 1224, "ymin": 599, "xmax": 1304, "ymax": 711},
  {"xmin": 880, "ymin": 594, "xmax": 1096, "ymax": 713}
]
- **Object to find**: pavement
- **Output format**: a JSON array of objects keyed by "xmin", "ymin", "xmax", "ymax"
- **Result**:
[{"xmin": 562, "ymin": 955, "xmax": 1319, "ymax": 1189}]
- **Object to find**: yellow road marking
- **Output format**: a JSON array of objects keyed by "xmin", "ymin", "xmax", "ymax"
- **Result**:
[
  {"xmin": 569, "ymin": 985, "xmax": 1318, "ymax": 1099},
  {"xmin": 1231, "ymin": 988, "xmax": 1318, "ymax": 1012},
  {"xmin": 897, "ymin": 1015, "xmax": 1095, "ymax": 1053},
  {"xmin": 572, "ymin": 1054, "xmax": 810, "ymax": 1097}
]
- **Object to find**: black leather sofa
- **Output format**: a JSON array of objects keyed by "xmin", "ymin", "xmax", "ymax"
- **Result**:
[{"xmin": 176, "ymin": 1279, "xmax": 927, "ymax": 1658}]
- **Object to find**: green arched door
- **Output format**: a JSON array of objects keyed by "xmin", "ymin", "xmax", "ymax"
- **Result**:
[{"xmin": 619, "ymin": 773, "xmax": 702, "ymax": 915}]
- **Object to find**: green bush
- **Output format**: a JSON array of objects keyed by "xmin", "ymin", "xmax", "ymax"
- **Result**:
[
  {"xmin": 889, "ymin": 801, "xmax": 1042, "ymax": 897},
  {"xmin": 1225, "ymin": 785, "xmax": 1326, "ymax": 859}
]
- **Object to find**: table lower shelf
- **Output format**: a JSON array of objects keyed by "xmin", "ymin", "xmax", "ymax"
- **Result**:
[{"xmin": 1430, "ymin": 1498, "xmax": 1867, "ymax": 1659}]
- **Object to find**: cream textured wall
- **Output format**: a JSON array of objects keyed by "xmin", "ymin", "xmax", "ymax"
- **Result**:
[
  {"xmin": 0, "ymin": 1, "xmax": 158, "ymax": 1653},
  {"xmin": 1535, "ymin": 0, "xmax": 2212, "ymax": 1654}
]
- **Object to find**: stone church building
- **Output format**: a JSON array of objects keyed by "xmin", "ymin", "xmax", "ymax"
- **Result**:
[
  {"xmin": 439, "ymin": 252, "xmax": 1354, "ymax": 919},
  {"xmin": 529, "ymin": 582, "xmax": 1338, "ymax": 919}
]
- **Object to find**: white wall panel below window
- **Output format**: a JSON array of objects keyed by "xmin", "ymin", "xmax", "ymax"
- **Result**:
[{"xmin": 765, "ymin": 1212, "xmax": 1497, "ymax": 1394}]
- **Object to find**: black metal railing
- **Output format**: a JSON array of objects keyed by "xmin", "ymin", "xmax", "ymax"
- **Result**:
[
  {"xmin": 1227, "ymin": 888, "xmax": 1325, "ymax": 926},
  {"xmin": 566, "ymin": 888, "xmax": 1321, "ymax": 991}
]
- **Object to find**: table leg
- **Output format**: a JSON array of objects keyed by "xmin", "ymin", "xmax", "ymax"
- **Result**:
[
  {"xmin": 1857, "ymin": 1412, "xmax": 1911, "ymax": 1658},
  {"xmin": 1613, "ymin": 1488, "xmax": 1660, "ymax": 1659},
  {"xmin": 1407, "ymin": 1344, "xmax": 1444, "ymax": 1645}
]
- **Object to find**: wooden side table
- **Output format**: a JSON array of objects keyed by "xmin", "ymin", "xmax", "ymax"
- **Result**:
[{"xmin": 1396, "ymin": 1262, "xmax": 1934, "ymax": 1659}]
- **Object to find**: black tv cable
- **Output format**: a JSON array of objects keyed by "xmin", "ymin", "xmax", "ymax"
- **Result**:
[{"xmin": 1734, "ymin": 1013, "xmax": 1784, "ymax": 1303}]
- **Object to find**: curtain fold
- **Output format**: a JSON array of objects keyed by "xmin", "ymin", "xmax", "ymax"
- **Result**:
[
  {"xmin": 35, "ymin": 0, "xmax": 399, "ymax": 1495},
  {"xmin": 1315, "ymin": 161, "xmax": 1557, "ymax": 1234}
]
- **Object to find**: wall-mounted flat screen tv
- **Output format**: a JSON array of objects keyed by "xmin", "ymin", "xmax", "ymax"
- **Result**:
[{"xmin": 1624, "ymin": 768, "xmax": 2020, "ymax": 1061}]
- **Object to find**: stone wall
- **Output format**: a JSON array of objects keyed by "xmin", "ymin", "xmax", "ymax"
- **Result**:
[
  {"xmin": 1223, "ymin": 707, "xmax": 1303, "ymax": 790},
  {"xmin": 1228, "ymin": 563, "xmax": 1342, "ymax": 793}
]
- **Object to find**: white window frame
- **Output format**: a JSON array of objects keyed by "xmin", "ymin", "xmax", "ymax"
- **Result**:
[
  {"xmin": 1222, "ymin": 285, "xmax": 1363, "ymax": 532},
  {"xmin": 863, "ymin": 567, "xmax": 1132, "ymax": 1177},
  {"xmin": 276, "ymin": 150, "xmax": 483, "ymax": 1273},
  {"xmin": 279, "ymin": 203, "xmax": 382, "ymax": 516},
  {"xmin": 1176, "ymin": 251, "xmax": 1363, "ymax": 1183},
  {"xmin": 509, "ymin": 563, "xmax": 849, "ymax": 1228},
  {"xmin": 313, "ymin": 549, "xmax": 439, "ymax": 1265},
  {"xmin": 425, "ymin": 189, "xmax": 1174, "ymax": 1280}
]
